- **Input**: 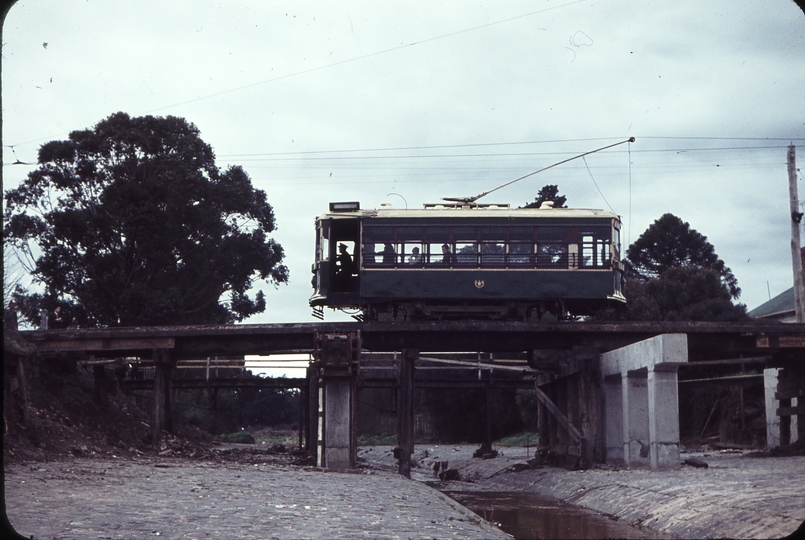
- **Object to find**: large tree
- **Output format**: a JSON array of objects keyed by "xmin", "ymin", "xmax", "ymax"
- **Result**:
[
  {"xmin": 627, "ymin": 213, "xmax": 740, "ymax": 299},
  {"xmin": 523, "ymin": 184, "xmax": 568, "ymax": 209},
  {"xmin": 620, "ymin": 266, "xmax": 747, "ymax": 322},
  {"xmin": 4, "ymin": 112, "xmax": 288, "ymax": 327}
]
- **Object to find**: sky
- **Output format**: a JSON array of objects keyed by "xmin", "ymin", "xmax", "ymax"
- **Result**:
[{"xmin": 3, "ymin": 0, "xmax": 805, "ymax": 324}]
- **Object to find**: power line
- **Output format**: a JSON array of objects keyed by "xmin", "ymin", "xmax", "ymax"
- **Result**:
[
  {"xmin": 217, "ymin": 145, "xmax": 793, "ymax": 164},
  {"xmin": 583, "ymin": 156, "xmax": 615, "ymax": 214},
  {"xmin": 143, "ymin": 0, "xmax": 589, "ymax": 115}
]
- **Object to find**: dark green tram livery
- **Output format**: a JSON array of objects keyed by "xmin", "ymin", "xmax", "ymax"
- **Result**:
[{"xmin": 310, "ymin": 201, "xmax": 625, "ymax": 320}]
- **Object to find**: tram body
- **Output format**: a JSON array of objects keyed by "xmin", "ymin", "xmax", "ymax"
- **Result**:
[{"xmin": 310, "ymin": 201, "xmax": 625, "ymax": 320}]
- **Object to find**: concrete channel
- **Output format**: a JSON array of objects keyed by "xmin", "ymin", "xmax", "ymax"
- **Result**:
[{"xmin": 359, "ymin": 444, "xmax": 805, "ymax": 539}]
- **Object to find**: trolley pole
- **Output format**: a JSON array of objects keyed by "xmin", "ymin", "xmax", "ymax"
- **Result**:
[{"xmin": 788, "ymin": 144, "xmax": 805, "ymax": 323}]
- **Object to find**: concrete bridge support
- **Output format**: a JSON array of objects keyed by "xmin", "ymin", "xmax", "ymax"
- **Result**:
[
  {"xmin": 601, "ymin": 334, "xmax": 687, "ymax": 470},
  {"xmin": 764, "ymin": 367, "xmax": 800, "ymax": 448},
  {"xmin": 314, "ymin": 333, "xmax": 360, "ymax": 469}
]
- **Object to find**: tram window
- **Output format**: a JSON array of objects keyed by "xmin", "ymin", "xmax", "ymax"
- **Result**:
[
  {"xmin": 581, "ymin": 235, "xmax": 595, "ymax": 267},
  {"xmin": 580, "ymin": 229, "xmax": 611, "ymax": 267},
  {"xmin": 424, "ymin": 226, "xmax": 450, "ymax": 242},
  {"xmin": 426, "ymin": 242, "xmax": 454, "ymax": 265},
  {"xmin": 509, "ymin": 243, "xmax": 533, "ymax": 265},
  {"xmin": 613, "ymin": 227, "xmax": 621, "ymax": 259},
  {"xmin": 481, "ymin": 226, "xmax": 505, "ymax": 238},
  {"xmin": 454, "ymin": 227, "xmax": 477, "ymax": 241},
  {"xmin": 397, "ymin": 227, "xmax": 422, "ymax": 242},
  {"xmin": 481, "ymin": 242, "xmax": 505, "ymax": 267},
  {"xmin": 363, "ymin": 242, "xmax": 397, "ymax": 266},
  {"xmin": 362, "ymin": 226, "xmax": 396, "ymax": 266},
  {"xmin": 537, "ymin": 244, "xmax": 568, "ymax": 266},
  {"xmin": 509, "ymin": 227, "xmax": 535, "ymax": 241},
  {"xmin": 455, "ymin": 242, "xmax": 477, "ymax": 266},
  {"xmin": 402, "ymin": 243, "xmax": 423, "ymax": 265},
  {"xmin": 538, "ymin": 226, "xmax": 566, "ymax": 242},
  {"xmin": 600, "ymin": 242, "xmax": 611, "ymax": 266}
]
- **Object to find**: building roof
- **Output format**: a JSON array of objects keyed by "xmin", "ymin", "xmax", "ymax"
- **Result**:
[{"xmin": 748, "ymin": 286, "xmax": 803, "ymax": 319}]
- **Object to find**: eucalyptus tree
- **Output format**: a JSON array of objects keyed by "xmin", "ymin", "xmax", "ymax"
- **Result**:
[{"xmin": 4, "ymin": 112, "xmax": 288, "ymax": 327}]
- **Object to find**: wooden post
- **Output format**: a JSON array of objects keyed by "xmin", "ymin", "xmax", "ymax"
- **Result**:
[
  {"xmin": 484, "ymin": 383, "xmax": 493, "ymax": 452},
  {"xmin": 93, "ymin": 364, "xmax": 108, "ymax": 412},
  {"xmin": 299, "ymin": 382, "xmax": 307, "ymax": 451},
  {"xmin": 16, "ymin": 355, "xmax": 29, "ymax": 426},
  {"xmin": 397, "ymin": 348, "xmax": 416, "ymax": 477},
  {"xmin": 789, "ymin": 144, "xmax": 805, "ymax": 323},
  {"xmin": 151, "ymin": 349, "xmax": 173, "ymax": 446},
  {"xmin": 152, "ymin": 349, "xmax": 165, "ymax": 445},
  {"xmin": 780, "ymin": 398, "xmax": 792, "ymax": 446},
  {"xmin": 537, "ymin": 395, "xmax": 549, "ymax": 448},
  {"xmin": 306, "ymin": 364, "xmax": 318, "ymax": 454}
]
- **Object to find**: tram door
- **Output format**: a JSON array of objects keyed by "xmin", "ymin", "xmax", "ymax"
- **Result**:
[{"xmin": 322, "ymin": 218, "xmax": 360, "ymax": 295}]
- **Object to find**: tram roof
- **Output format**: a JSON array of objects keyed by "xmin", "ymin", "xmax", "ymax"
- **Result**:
[{"xmin": 321, "ymin": 203, "xmax": 619, "ymax": 221}]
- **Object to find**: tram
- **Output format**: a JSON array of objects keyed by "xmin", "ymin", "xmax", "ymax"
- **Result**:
[{"xmin": 309, "ymin": 200, "xmax": 626, "ymax": 321}]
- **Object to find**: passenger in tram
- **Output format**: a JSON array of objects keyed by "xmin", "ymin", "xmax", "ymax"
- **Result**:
[
  {"xmin": 440, "ymin": 244, "xmax": 455, "ymax": 265},
  {"xmin": 407, "ymin": 246, "xmax": 421, "ymax": 264},
  {"xmin": 382, "ymin": 243, "xmax": 396, "ymax": 264}
]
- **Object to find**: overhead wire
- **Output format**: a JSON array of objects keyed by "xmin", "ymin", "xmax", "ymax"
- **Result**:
[{"xmin": 582, "ymin": 156, "xmax": 615, "ymax": 214}]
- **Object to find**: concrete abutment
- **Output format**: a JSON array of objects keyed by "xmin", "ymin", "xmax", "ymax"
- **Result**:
[{"xmin": 601, "ymin": 334, "xmax": 687, "ymax": 470}]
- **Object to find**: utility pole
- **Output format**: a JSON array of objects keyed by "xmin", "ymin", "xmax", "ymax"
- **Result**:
[{"xmin": 788, "ymin": 144, "xmax": 805, "ymax": 323}]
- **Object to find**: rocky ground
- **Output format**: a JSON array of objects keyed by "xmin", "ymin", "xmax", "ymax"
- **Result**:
[{"xmin": 4, "ymin": 452, "xmax": 510, "ymax": 540}]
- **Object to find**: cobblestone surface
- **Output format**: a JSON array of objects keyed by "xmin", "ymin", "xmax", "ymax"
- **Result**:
[
  {"xmin": 379, "ymin": 445, "xmax": 805, "ymax": 540},
  {"xmin": 4, "ymin": 456, "xmax": 510, "ymax": 539}
]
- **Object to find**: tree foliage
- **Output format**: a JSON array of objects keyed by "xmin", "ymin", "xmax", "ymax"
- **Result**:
[
  {"xmin": 614, "ymin": 266, "xmax": 748, "ymax": 322},
  {"xmin": 627, "ymin": 213, "xmax": 740, "ymax": 299},
  {"xmin": 523, "ymin": 184, "xmax": 568, "ymax": 209},
  {"xmin": 4, "ymin": 112, "xmax": 288, "ymax": 327}
]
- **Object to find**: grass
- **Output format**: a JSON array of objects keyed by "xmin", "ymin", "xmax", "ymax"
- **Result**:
[
  {"xmin": 357, "ymin": 432, "xmax": 398, "ymax": 446},
  {"xmin": 494, "ymin": 431, "xmax": 540, "ymax": 447},
  {"xmin": 251, "ymin": 427, "xmax": 299, "ymax": 447}
]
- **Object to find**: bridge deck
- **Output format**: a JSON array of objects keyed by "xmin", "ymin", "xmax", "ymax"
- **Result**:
[{"xmin": 21, "ymin": 320, "xmax": 805, "ymax": 363}]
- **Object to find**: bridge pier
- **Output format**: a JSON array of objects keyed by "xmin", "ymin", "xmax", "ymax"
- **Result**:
[
  {"xmin": 764, "ymin": 367, "xmax": 801, "ymax": 447},
  {"xmin": 601, "ymin": 334, "xmax": 687, "ymax": 470},
  {"xmin": 314, "ymin": 333, "xmax": 360, "ymax": 469}
]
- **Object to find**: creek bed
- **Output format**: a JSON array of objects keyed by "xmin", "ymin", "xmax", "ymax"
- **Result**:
[{"xmin": 442, "ymin": 490, "xmax": 670, "ymax": 539}]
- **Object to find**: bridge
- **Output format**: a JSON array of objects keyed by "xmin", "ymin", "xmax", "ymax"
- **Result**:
[{"xmin": 20, "ymin": 320, "xmax": 805, "ymax": 474}]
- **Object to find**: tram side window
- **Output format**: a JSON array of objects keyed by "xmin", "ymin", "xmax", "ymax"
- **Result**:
[
  {"xmin": 454, "ymin": 226, "xmax": 478, "ymax": 267},
  {"xmin": 508, "ymin": 226, "xmax": 535, "ymax": 266},
  {"xmin": 455, "ymin": 242, "xmax": 478, "ymax": 266},
  {"xmin": 536, "ymin": 227, "xmax": 568, "ymax": 267},
  {"xmin": 509, "ymin": 243, "xmax": 533, "ymax": 265},
  {"xmin": 424, "ymin": 227, "xmax": 451, "ymax": 265},
  {"xmin": 480, "ymin": 242, "xmax": 505, "ymax": 266},
  {"xmin": 538, "ymin": 243, "xmax": 568, "ymax": 266},
  {"xmin": 580, "ymin": 228, "xmax": 611, "ymax": 268},
  {"xmin": 398, "ymin": 227, "xmax": 423, "ymax": 266},
  {"xmin": 480, "ymin": 227, "xmax": 505, "ymax": 267},
  {"xmin": 363, "ymin": 226, "xmax": 396, "ymax": 266}
]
